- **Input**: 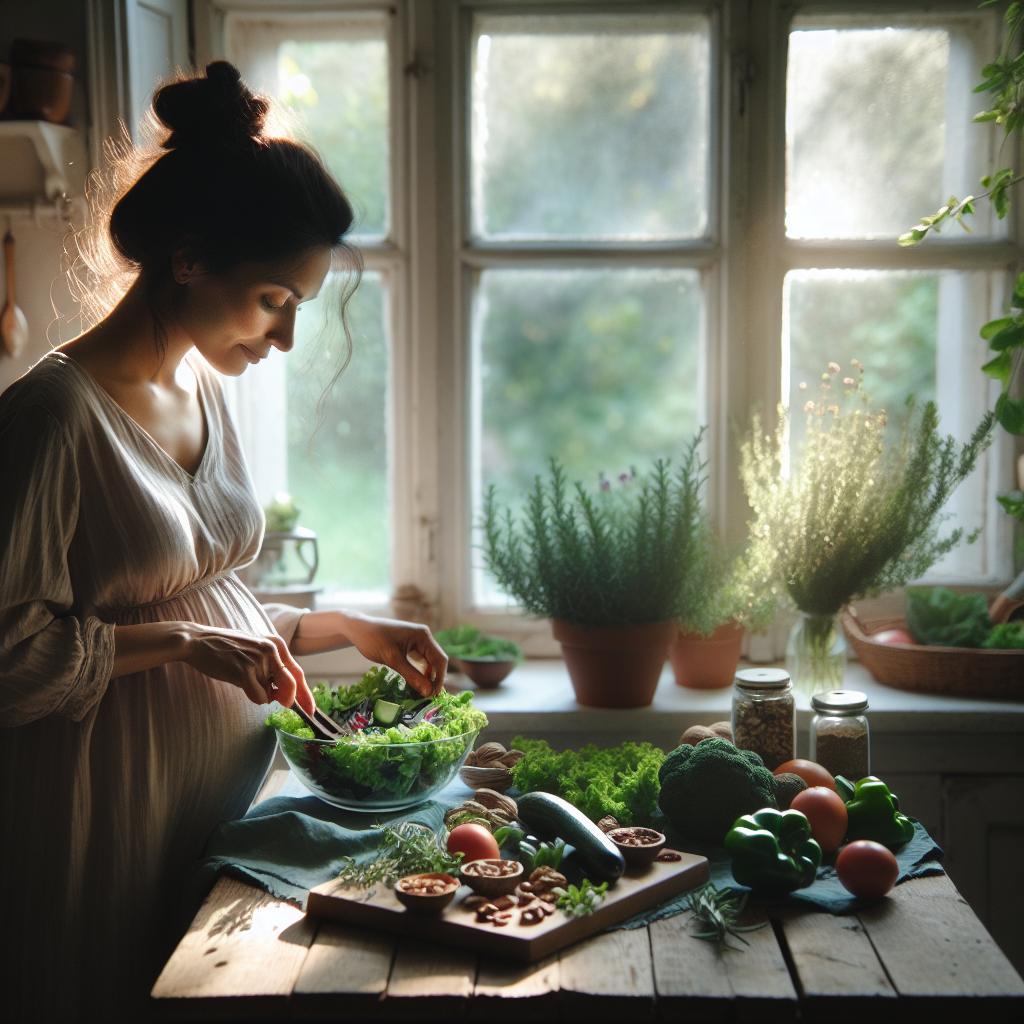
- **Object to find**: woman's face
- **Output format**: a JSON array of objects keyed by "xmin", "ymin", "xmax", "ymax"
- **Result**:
[{"xmin": 174, "ymin": 246, "xmax": 334, "ymax": 376}]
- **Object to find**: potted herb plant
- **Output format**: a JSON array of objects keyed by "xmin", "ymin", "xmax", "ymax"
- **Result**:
[
  {"xmin": 670, "ymin": 530, "xmax": 776, "ymax": 690},
  {"xmin": 740, "ymin": 362, "xmax": 993, "ymax": 692},
  {"xmin": 481, "ymin": 432, "xmax": 707, "ymax": 707}
]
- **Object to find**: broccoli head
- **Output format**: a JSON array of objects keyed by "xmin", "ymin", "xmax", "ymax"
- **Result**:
[{"xmin": 657, "ymin": 737, "xmax": 777, "ymax": 844}]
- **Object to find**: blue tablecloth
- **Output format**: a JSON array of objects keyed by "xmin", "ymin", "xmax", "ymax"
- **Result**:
[{"xmin": 193, "ymin": 771, "xmax": 944, "ymax": 929}]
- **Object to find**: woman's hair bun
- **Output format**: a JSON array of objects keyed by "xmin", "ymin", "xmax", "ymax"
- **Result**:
[{"xmin": 153, "ymin": 60, "xmax": 268, "ymax": 151}]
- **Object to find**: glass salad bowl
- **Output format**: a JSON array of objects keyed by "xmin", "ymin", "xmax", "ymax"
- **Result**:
[{"xmin": 275, "ymin": 726, "xmax": 479, "ymax": 812}]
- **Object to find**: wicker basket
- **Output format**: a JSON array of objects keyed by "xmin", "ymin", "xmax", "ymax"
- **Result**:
[{"xmin": 841, "ymin": 609, "xmax": 1024, "ymax": 700}]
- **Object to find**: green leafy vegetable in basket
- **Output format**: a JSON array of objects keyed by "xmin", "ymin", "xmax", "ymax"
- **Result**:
[
  {"xmin": 510, "ymin": 736, "xmax": 665, "ymax": 825},
  {"xmin": 983, "ymin": 621, "xmax": 1024, "ymax": 649},
  {"xmin": 905, "ymin": 586, "xmax": 991, "ymax": 648}
]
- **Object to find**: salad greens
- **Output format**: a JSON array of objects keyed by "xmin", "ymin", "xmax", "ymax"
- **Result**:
[
  {"xmin": 510, "ymin": 736, "xmax": 665, "ymax": 825},
  {"xmin": 435, "ymin": 626, "xmax": 522, "ymax": 662},
  {"xmin": 265, "ymin": 666, "xmax": 488, "ymax": 804},
  {"xmin": 905, "ymin": 587, "xmax": 992, "ymax": 648}
]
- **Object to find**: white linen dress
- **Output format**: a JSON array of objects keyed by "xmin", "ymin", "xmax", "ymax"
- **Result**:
[{"xmin": 0, "ymin": 348, "xmax": 304, "ymax": 1021}]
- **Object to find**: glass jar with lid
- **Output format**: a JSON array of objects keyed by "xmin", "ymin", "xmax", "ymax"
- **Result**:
[
  {"xmin": 731, "ymin": 668, "xmax": 794, "ymax": 771},
  {"xmin": 809, "ymin": 690, "xmax": 870, "ymax": 780}
]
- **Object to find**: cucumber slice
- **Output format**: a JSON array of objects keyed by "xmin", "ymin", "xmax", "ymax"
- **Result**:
[{"xmin": 372, "ymin": 698, "xmax": 401, "ymax": 725}]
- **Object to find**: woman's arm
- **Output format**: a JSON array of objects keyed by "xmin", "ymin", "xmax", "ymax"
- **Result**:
[
  {"xmin": 290, "ymin": 610, "xmax": 448, "ymax": 696},
  {"xmin": 111, "ymin": 619, "xmax": 315, "ymax": 712}
]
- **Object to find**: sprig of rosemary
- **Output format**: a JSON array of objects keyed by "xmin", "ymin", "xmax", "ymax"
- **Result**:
[
  {"xmin": 685, "ymin": 884, "xmax": 767, "ymax": 952},
  {"xmin": 336, "ymin": 822, "xmax": 462, "ymax": 891}
]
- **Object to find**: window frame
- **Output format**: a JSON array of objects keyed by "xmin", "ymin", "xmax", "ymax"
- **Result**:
[{"xmin": 198, "ymin": 0, "xmax": 1022, "ymax": 673}]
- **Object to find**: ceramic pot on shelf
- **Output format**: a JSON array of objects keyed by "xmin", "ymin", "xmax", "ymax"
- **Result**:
[
  {"xmin": 669, "ymin": 620, "xmax": 745, "ymax": 689},
  {"xmin": 9, "ymin": 39, "xmax": 76, "ymax": 124},
  {"xmin": 551, "ymin": 617, "xmax": 677, "ymax": 708}
]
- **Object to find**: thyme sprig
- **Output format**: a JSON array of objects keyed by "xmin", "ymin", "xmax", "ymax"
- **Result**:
[
  {"xmin": 685, "ymin": 884, "xmax": 768, "ymax": 952},
  {"xmin": 336, "ymin": 822, "xmax": 462, "ymax": 892}
]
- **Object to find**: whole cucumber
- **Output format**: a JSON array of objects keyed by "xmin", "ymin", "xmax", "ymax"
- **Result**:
[{"xmin": 516, "ymin": 792, "xmax": 625, "ymax": 884}]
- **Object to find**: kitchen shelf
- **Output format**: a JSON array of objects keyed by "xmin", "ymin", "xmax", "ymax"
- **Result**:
[{"xmin": 0, "ymin": 119, "xmax": 87, "ymax": 217}]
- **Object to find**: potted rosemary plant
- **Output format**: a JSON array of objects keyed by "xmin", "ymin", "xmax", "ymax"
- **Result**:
[
  {"xmin": 740, "ymin": 362, "xmax": 993, "ymax": 692},
  {"xmin": 481, "ymin": 431, "xmax": 707, "ymax": 707}
]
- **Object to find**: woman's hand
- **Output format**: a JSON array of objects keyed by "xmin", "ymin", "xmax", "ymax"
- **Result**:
[
  {"xmin": 339, "ymin": 614, "xmax": 448, "ymax": 697},
  {"xmin": 177, "ymin": 622, "xmax": 315, "ymax": 714}
]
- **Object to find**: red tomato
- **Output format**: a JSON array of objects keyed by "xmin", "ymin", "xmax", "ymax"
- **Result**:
[
  {"xmin": 871, "ymin": 628, "xmax": 915, "ymax": 646},
  {"xmin": 446, "ymin": 823, "xmax": 500, "ymax": 863},
  {"xmin": 836, "ymin": 840, "xmax": 900, "ymax": 900},
  {"xmin": 790, "ymin": 786, "xmax": 848, "ymax": 853},
  {"xmin": 774, "ymin": 759, "xmax": 836, "ymax": 791}
]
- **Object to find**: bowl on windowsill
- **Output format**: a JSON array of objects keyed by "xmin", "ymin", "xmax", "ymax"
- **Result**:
[{"xmin": 452, "ymin": 657, "xmax": 517, "ymax": 689}]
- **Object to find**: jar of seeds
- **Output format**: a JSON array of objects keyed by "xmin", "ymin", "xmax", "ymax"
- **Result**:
[
  {"xmin": 810, "ymin": 690, "xmax": 870, "ymax": 780},
  {"xmin": 731, "ymin": 668, "xmax": 794, "ymax": 770}
]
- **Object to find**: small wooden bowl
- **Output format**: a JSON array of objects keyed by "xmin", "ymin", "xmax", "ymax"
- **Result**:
[
  {"xmin": 394, "ymin": 872, "xmax": 459, "ymax": 914},
  {"xmin": 606, "ymin": 827, "xmax": 666, "ymax": 869},
  {"xmin": 459, "ymin": 858, "xmax": 523, "ymax": 898},
  {"xmin": 453, "ymin": 657, "xmax": 516, "ymax": 689}
]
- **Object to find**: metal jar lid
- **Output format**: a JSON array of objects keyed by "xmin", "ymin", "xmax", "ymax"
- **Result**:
[
  {"xmin": 811, "ymin": 689, "xmax": 869, "ymax": 713},
  {"xmin": 734, "ymin": 668, "xmax": 791, "ymax": 690}
]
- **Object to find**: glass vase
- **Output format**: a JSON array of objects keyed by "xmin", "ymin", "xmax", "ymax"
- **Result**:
[{"xmin": 785, "ymin": 611, "xmax": 847, "ymax": 693}]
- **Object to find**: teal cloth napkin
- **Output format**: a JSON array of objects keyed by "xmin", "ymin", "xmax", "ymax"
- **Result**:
[
  {"xmin": 615, "ymin": 816, "xmax": 943, "ymax": 929},
  {"xmin": 194, "ymin": 773, "xmax": 943, "ymax": 930}
]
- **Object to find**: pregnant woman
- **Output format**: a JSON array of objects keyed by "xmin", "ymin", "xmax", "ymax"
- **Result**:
[{"xmin": 0, "ymin": 62, "xmax": 446, "ymax": 1021}]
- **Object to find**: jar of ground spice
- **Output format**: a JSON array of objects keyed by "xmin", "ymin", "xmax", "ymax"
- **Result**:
[
  {"xmin": 731, "ymin": 668, "xmax": 795, "ymax": 770},
  {"xmin": 809, "ymin": 690, "xmax": 870, "ymax": 780}
]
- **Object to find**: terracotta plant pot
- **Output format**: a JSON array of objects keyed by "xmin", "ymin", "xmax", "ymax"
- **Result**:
[
  {"xmin": 552, "ymin": 618, "xmax": 677, "ymax": 708},
  {"xmin": 669, "ymin": 621, "xmax": 745, "ymax": 690}
]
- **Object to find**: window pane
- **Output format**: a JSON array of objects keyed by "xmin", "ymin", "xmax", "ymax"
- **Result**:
[
  {"xmin": 783, "ymin": 269, "xmax": 996, "ymax": 578},
  {"xmin": 471, "ymin": 12, "xmax": 710, "ymax": 241},
  {"xmin": 273, "ymin": 33, "xmax": 390, "ymax": 240},
  {"xmin": 287, "ymin": 273, "xmax": 390, "ymax": 601},
  {"xmin": 228, "ymin": 16, "xmax": 390, "ymax": 238},
  {"xmin": 786, "ymin": 18, "xmax": 997, "ymax": 239},
  {"xmin": 472, "ymin": 268, "xmax": 703, "ymax": 604}
]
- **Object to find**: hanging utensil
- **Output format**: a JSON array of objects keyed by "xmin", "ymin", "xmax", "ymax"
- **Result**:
[{"xmin": 1, "ymin": 223, "xmax": 29, "ymax": 358}]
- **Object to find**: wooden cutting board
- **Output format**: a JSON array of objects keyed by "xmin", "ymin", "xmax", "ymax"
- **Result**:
[{"xmin": 306, "ymin": 849, "xmax": 709, "ymax": 962}]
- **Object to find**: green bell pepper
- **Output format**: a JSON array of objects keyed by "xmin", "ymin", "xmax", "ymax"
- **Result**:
[
  {"xmin": 842, "ymin": 776, "xmax": 914, "ymax": 850},
  {"xmin": 834, "ymin": 775, "xmax": 856, "ymax": 803},
  {"xmin": 725, "ymin": 808, "xmax": 822, "ymax": 892}
]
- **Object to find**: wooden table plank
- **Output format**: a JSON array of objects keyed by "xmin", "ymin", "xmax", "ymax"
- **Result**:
[
  {"xmin": 777, "ymin": 907, "xmax": 895, "ymax": 1021},
  {"xmin": 383, "ymin": 937, "xmax": 477, "ymax": 1017},
  {"xmin": 857, "ymin": 873, "xmax": 1024, "ymax": 1008},
  {"xmin": 472, "ymin": 953, "xmax": 560, "ymax": 1020},
  {"xmin": 557, "ymin": 927, "xmax": 655, "ymax": 1019},
  {"xmin": 291, "ymin": 921, "xmax": 395, "ymax": 1017},
  {"xmin": 151, "ymin": 877, "xmax": 314, "ymax": 1019}
]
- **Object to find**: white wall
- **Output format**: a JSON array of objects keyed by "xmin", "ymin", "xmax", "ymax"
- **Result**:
[{"xmin": 0, "ymin": 0, "xmax": 91, "ymax": 394}]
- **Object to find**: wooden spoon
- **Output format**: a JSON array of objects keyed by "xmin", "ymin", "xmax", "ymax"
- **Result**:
[{"xmin": 1, "ymin": 228, "xmax": 29, "ymax": 358}]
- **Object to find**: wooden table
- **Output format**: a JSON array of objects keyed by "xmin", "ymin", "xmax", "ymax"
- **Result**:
[{"xmin": 152, "ymin": 771, "xmax": 1024, "ymax": 1021}]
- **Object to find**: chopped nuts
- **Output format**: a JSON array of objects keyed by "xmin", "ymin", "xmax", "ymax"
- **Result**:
[{"xmin": 596, "ymin": 815, "xmax": 621, "ymax": 833}]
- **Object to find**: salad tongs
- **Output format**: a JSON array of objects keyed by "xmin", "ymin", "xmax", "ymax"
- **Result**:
[{"xmin": 291, "ymin": 701, "xmax": 345, "ymax": 743}]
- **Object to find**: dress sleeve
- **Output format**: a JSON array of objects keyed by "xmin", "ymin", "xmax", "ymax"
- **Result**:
[
  {"xmin": 0, "ymin": 403, "xmax": 115, "ymax": 727},
  {"xmin": 261, "ymin": 603, "xmax": 309, "ymax": 648}
]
